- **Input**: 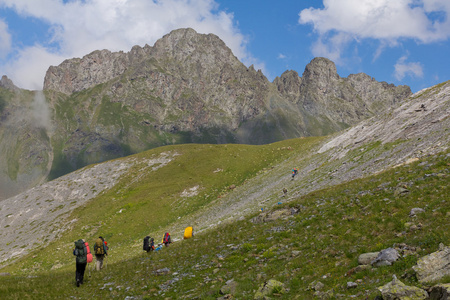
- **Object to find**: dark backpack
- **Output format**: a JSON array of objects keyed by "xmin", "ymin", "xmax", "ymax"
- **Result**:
[
  {"xmin": 143, "ymin": 236, "xmax": 150, "ymax": 251},
  {"xmin": 94, "ymin": 238, "xmax": 105, "ymax": 255},
  {"xmin": 74, "ymin": 239, "xmax": 87, "ymax": 264}
]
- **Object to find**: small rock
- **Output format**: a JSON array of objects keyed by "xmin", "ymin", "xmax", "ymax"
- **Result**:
[
  {"xmin": 347, "ymin": 282, "xmax": 358, "ymax": 289},
  {"xmin": 410, "ymin": 207, "xmax": 425, "ymax": 217},
  {"xmin": 307, "ymin": 280, "xmax": 324, "ymax": 291}
]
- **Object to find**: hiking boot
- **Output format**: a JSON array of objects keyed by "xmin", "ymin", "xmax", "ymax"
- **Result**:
[{"xmin": 77, "ymin": 280, "xmax": 80, "ymax": 287}]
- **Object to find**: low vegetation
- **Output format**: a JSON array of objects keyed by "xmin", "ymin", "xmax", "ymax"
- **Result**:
[{"xmin": 0, "ymin": 138, "xmax": 448, "ymax": 299}]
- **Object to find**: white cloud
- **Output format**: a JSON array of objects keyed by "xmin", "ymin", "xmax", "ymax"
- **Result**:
[
  {"xmin": 0, "ymin": 0, "xmax": 253, "ymax": 89},
  {"xmin": 394, "ymin": 55, "xmax": 424, "ymax": 80},
  {"xmin": 310, "ymin": 32, "xmax": 352, "ymax": 64},
  {"xmin": 300, "ymin": 0, "xmax": 450, "ymax": 42},
  {"xmin": 0, "ymin": 19, "xmax": 11, "ymax": 58},
  {"xmin": 3, "ymin": 45, "xmax": 65, "ymax": 89},
  {"xmin": 277, "ymin": 53, "xmax": 286, "ymax": 59},
  {"xmin": 299, "ymin": 0, "xmax": 450, "ymax": 61}
]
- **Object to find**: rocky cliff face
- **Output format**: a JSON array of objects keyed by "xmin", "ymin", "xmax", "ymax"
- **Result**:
[
  {"xmin": 274, "ymin": 58, "xmax": 412, "ymax": 136},
  {"xmin": 0, "ymin": 85, "xmax": 52, "ymax": 200},
  {"xmin": 0, "ymin": 28, "xmax": 411, "ymax": 200}
]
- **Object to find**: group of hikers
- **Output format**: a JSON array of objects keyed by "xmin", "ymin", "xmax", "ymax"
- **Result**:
[
  {"xmin": 143, "ymin": 227, "xmax": 193, "ymax": 253},
  {"xmin": 73, "ymin": 227, "xmax": 194, "ymax": 287},
  {"xmin": 73, "ymin": 236, "xmax": 108, "ymax": 287}
]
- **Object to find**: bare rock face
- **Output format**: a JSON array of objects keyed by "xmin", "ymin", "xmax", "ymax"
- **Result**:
[
  {"xmin": 275, "ymin": 57, "xmax": 411, "ymax": 136},
  {"xmin": 44, "ymin": 50, "xmax": 130, "ymax": 95},
  {"xmin": 273, "ymin": 70, "xmax": 302, "ymax": 102}
]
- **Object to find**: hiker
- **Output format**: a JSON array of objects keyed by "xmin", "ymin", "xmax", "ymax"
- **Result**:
[
  {"xmin": 291, "ymin": 168, "xmax": 298, "ymax": 179},
  {"xmin": 143, "ymin": 236, "xmax": 155, "ymax": 252},
  {"xmin": 162, "ymin": 232, "xmax": 172, "ymax": 247},
  {"xmin": 73, "ymin": 239, "xmax": 87, "ymax": 287},
  {"xmin": 94, "ymin": 236, "xmax": 108, "ymax": 271}
]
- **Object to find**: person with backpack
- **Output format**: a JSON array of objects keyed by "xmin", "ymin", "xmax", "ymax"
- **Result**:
[
  {"xmin": 291, "ymin": 168, "xmax": 298, "ymax": 179},
  {"xmin": 162, "ymin": 232, "xmax": 171, "ymax": 247},
  {"xmin": 73, "ymin": 239, "xmax": 87, "ymax": 287},
  {"xmin": 143, "ymin": 236, "xmax": 155, "ymax": 253},
  {"xmin": 94, "ymin": 236, "xmax": 108, "ymax": 271}
]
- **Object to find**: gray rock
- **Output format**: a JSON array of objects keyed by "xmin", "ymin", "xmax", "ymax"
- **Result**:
[
  {"xmin": 413, "ymin": 245, "xmax": 450, "ymax": 283},
  {"xmin": 410, "ymin": 208, "xmax": 425, "ymax": 217},
  {"xmin": 155, "ymin": 267, "xmax": 171, "ymax": 275},
  {"xmin": 347, "ymin": 282, "xmax": 358, "ymax": 289},
  {"xmin": 372, "ymin": 248, "xmax": 399, "ymax": 267},
  {"xmin": 307, "ymin": 280, "xmax": 325, "ymax": 291},
  {"xmin": 378, "ymin": 275, "xmax": 428, "ymax": 300},
  {"xmin": 394, "ymin": 186, "xmax": 410, "ymax": 196},
  {"xmin": 220, "ymin": 279, "xmax": 238, "ymax": 295},
  {"xmin": 254, "ymin": 279, "xmax": 286, "ymax": 299},
  {"xmin": 358, "ymin": 252, "xmax": 380, "ymax": 265}
]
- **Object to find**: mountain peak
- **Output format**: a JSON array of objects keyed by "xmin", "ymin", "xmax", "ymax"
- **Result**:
[
  {"xmin": 302, "ymin": 57, "xmax": 339, "ymax": 83},
  {"xmin": 0, "ymin": 75, "xmax": 19, "ymax": 92}
]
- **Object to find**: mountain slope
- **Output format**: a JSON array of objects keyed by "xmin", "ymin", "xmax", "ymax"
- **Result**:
[
  {"xmin": 1, "ymin": 80, "xmax": 447, "ymax": 265},
  {"xmin": 0, "ymin": 81, "xmax": 448, "ymax": 299}
]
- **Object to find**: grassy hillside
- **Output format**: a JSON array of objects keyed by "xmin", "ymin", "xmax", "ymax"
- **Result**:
[{"xmin": 0, "ymin": 139, "xmax": 448, "ymax": 299}]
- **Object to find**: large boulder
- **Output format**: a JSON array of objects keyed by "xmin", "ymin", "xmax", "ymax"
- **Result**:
[
  {"xmin": 413, "ymin": 244, "xmax": 450, "ymax": 283},
  {"xmin": 378, "ymin": 275, "xmax": 428, "ymax": 300},
  {"xmin": 371, "ymin": 248, "xmax": 399, "ymax": 267}
]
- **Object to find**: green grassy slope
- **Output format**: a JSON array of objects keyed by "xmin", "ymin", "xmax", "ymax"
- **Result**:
[{"xmin": 0, "ymin": 140, "xmax": 448, "ymax": 299}]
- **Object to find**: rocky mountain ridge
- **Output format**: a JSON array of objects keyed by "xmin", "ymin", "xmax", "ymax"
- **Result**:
[{"xmin": 1, "ymin": 28, "xmax": 411, "ymax": 200}]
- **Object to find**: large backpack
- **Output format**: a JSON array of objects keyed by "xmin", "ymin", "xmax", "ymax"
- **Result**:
[
  {"xmin": 163, "ymin": 233, "xmax": 171, "ymax": 244},
  {"xmin": 74, "ymin": 239, "xmax": 87, "ymax": 264},
  {"xmin": 143, "ymin": 236, "xmax": 150, "ymax": 251},
  {"xmin": 183, "ymin": 227, "xmax": 193, "ymax": 239},
  {"xmin": 94, "ymin": 238, "xmax": 105, "ymax": 255},
  {"xmin": 85, "ymin": 242, "xmax": 93, "ymax": 263}
]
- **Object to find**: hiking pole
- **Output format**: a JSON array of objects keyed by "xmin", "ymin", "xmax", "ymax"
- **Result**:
[{"xmin": 105, "ymin": 256, "xmax": 107, "ymax": 269}]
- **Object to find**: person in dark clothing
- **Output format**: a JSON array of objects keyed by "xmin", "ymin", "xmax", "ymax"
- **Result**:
[
  {"xmin": 143, "ymin": 236, "xmax": 155, "ymax": 252},
  {"xmin": 73, "ymin": 239, "xmax": 87, "ymax": 287}
]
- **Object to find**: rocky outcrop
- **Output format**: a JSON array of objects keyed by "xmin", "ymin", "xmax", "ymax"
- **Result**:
[
  {"xmin": 0, "ymin": 75, "xmax": 19, "ymax": 92},
  {"xmin": 413, "ymin": 243, "xmax": 450, "ymax": 283},
  {"xmin": 378, "ymin": 275, "xmax": 428, "ymax": 300}
]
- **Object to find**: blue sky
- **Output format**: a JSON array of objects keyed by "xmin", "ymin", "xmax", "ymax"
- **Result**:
[{"xmin": 0, "ymin": 0, "xmax": 449, "ymax": 92}]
